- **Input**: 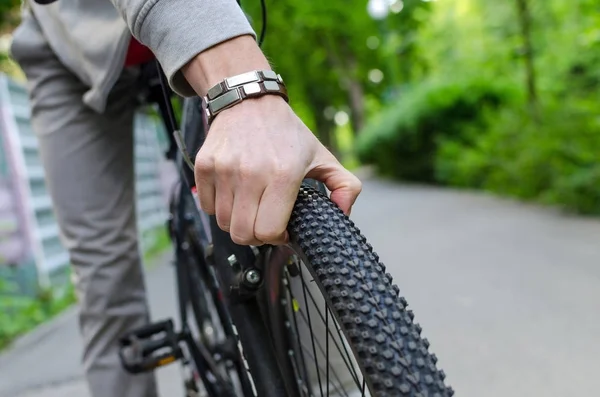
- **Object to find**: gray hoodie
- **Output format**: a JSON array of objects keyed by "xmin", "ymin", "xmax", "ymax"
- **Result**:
[{"xmin": 14, "ymin": 0, "xmax": 256, "ymax": 112}]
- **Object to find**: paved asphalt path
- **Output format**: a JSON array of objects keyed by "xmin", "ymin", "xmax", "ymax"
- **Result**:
[{"xmin": 2, "ymin": 178, "xmax": 600, "ymax": 397}]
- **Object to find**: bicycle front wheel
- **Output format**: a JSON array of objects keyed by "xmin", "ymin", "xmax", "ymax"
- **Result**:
[{"xmin": 276, "ymin": 184, "xmax": 454, "ymax": 397}]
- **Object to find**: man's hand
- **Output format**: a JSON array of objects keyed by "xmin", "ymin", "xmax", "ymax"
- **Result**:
[
  {"xmin": 182, "ymin": 36, "xmax": 361, "ymax": 245},
  {"xmin": 195, "ymin": 95, "xmax": 360, "ymax": 245}
]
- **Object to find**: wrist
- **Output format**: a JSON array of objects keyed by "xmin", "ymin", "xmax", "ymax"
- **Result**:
[
  {"xmin": 182, "ymin": 35, "xmax": 271, "ymax": 96},
  {"xmin": 209, "ymin": 95, "xmax": 290, "ymax": 134}
]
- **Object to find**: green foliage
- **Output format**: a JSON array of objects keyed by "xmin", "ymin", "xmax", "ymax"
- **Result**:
[
  {"xmin": 0, "ymin": 0, "xmax": 23, "ymax": 78},
  {"xmin": 0, "ymin": 0, "xmax": 19, "ymax": 31},
  {"xmin": 356, "ymin": 78, "xmax": 515, "ymax": 181},
  {"xmin": 437, "ymin": 101, "xmax": 600, "ymax": 214},
  {"xmin": 356, "ymin": 0, "xmax": 600, "ymax": 214},
  {"xmin": 241, "ymin": 0, "xmax": 432, "ymax": 154},
  {"xmin": 0, "ymin": 279, "xmax": 76, "ymax": 350},
  {"xmin": 0, "ymin": 0, "xmax": 598, "ymax": 213}
]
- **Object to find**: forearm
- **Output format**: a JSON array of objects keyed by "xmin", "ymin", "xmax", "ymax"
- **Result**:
[
  {"xmin": 182, "ymin": 35, "xmax": 271, "ymax": 97},
  {"xmin": 110, "ymin": 0, "xmax": 256, "ymax": 96}
]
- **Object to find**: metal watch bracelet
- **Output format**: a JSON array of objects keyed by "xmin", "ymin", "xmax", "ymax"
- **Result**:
[{"xmin": 203, "ymin": 70, "xmax": 288, "ymax": 126}]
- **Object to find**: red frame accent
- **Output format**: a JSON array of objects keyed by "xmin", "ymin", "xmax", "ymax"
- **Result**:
[{"xmin": 124, "ymin": 36, "xmax": 155, "ymax": 67}]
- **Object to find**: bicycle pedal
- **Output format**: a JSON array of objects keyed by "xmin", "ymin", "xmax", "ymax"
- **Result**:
[{"xmin": 119, "ymin": 319, "xmax": 183, "ymax": 374}]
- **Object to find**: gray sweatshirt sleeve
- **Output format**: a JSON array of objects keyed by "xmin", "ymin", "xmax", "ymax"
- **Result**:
[{"xmin": 110, "ymin": 0, "xmax": 256, "ymax": 96}]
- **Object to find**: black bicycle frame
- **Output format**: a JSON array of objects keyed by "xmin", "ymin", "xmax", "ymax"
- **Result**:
[{"xmin": 152, "ymin": 62, "xmax": 297, "ymax": 396}]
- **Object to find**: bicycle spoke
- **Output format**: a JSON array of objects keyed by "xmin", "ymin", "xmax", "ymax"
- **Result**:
[
  {"xmin": 329, "ymin": 315, "xmax": 361, "ymax": 388},
  {"xmin": 298, "ymin": 277, "xmax": 361, "ymax": 388},
  {"xmin": 293, "ymin": 309, "xmax": 354, "ymax": 397},
  {"xmin": 301, "ymin": 269, "xmax": 324, "ymax": 396},
  {"xmin": 295, "ymin": 274, "xmax": 363, "ymax": 395},
  {"xmin": 301, "ymin": 300, "xmax": 360, "ymax": 390},
  {"xmin": 299, "ymin": 344, "xmax": 349, "ymax": 397},
  {"xmin": 326, "ymin": 307, "xmax": 330, "ymax": 397},
  {"xmin": 284, "ymin": 276, "xmax": 313, "ymax": 395},
  {"xmin": 292, "ymin": 306, "xmax": 360, "ymax": 395},
  {"xmin": 288, "ymin": 348, "xmax": 311, "ymax": 397}
]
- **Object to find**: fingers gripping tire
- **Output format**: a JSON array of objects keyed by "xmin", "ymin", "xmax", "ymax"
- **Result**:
[{"xmin": 288, "ymin": 185, "xmax": 454, "ymax": 397}]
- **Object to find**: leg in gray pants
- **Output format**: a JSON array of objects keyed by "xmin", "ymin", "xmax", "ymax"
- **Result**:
[
  {"xmin": 12, "ymin": 11, "xmax": 359, "ymax": 397},
  {"xmin": 11, "ymin": 12, "xmax": 158, "ymax": 397}
]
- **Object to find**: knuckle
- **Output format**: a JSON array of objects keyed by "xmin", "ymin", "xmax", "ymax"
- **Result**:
[
  {"xmin": 215, "ymin": 159, "xmax": 236, "ymax": 177},
  {"xmin": 352, "ymin": 177, "xmax": 363, "ymax": 194},
  {"xmin": 238, "ymin": 162, "xmax": 260, "ymax": 180},
  {"xmin": 194, "ymin": 155, "xmax": 213, "ymax": 175},
  {"xmin": 272, "ymin": 162, "xmax": 295, "ymax": 181}
]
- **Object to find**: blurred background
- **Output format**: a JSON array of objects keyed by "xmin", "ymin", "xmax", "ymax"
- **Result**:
[
  {"xmin": 242, "ymin": 0, "xmax": 600, "ymax": 215},
  {"xmin": 0, "ymin": 0, "xmax": 600, "ymax": 396}
]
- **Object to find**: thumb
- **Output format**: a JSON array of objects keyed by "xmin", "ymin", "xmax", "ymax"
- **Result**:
[{"xmin": 306, "ymin": 153, "xmax": 362, "ymax": 215}]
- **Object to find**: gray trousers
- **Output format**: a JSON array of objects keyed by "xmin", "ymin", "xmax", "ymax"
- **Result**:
[
  {"xmin": 11, "ymin": 12, "xmax": 158, "ymax": 397},
  {"xmin": 11, "ymin": 11, "xmax": 358, "ymax": 397}
]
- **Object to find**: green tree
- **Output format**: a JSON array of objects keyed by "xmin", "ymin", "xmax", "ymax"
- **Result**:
[
  {"xmin": 515, "ymin": 0, "xmax": 538, "ymax": 115},
  {"xmin": 0, "ymin": 0, "xmax": 19, "ymax": 32},
  {"xmin": 356, "ymin": 0, "xmax": 600, "ymax": 214},
  {"xmin": 243, "ymin": 0, "xmax": 430, "ymax": 153}
]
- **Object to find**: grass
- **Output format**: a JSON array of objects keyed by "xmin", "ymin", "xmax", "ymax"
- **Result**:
[
  {"xmin": 143, "ymin": 226, "xmax": 173, "ymax": 267},
  {"xmin": 0, "ymin": 280, "xmax": 76, "ymax": 350}
]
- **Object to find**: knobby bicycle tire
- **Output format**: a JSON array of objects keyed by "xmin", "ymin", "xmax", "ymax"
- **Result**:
[{"xmin": 287, "ymin": 185, "xmax": 454, "ymax": 397}]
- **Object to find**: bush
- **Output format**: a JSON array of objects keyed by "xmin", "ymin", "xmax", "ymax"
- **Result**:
[
  {"xmin": 355, "ymin": 77, "xmax": 516, "ymax": 182},
  {"xmin": 436, "ymin": 100, "xmax": 600, "ymax": 214}
]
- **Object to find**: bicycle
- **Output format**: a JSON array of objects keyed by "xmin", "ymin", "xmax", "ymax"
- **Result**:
[
  {"xmin": 30, "ymin": 0, "xmax": 454, "ymax": 395},
  {"xmin": 114, "ymin": 59, "xmax": 455, "ymax": 397}
]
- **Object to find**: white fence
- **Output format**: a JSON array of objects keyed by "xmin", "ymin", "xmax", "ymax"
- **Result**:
[{"xmin": 0, "ymin": 74, "xmax": 172, "ymax": 289}]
